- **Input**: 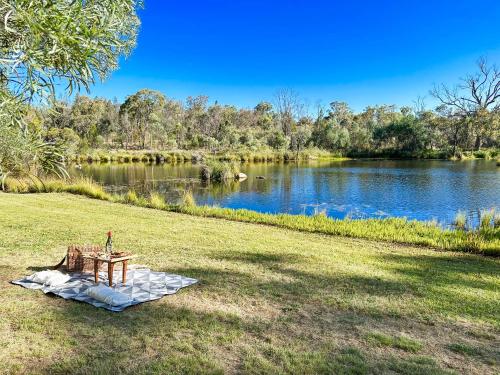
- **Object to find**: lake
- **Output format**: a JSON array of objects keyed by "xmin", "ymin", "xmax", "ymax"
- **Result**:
[{"xmin": 69, "ymin": 159, "xmax": 499, "ymax": 226}]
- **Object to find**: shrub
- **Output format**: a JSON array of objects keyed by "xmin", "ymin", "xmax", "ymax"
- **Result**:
[
  {"xmin": 200, "ymin": 161, "xmax": 240, "ymax": 182},
  {"xmin": 473, "ymin": 150, "xmax": 487, "ymax": 159}
]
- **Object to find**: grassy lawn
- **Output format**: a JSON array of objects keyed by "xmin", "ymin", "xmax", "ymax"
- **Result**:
[{"xmin": 0, "ymin": 193, "xmax": 498, "ymax": 374}]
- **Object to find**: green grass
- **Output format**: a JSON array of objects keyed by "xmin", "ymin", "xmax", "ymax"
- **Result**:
[
  {"xmin": 447, "ymin": 343, "xmax": 483, "ymax": 357},
  {"xmin": 366, "ymin": 332, "xmax": 423, "ymax": 352},
  {"xmin": 0, "ymin": 193, "xmax": 499, "ymax": 374},
  {"xmin": 3, "ymin": 177, "xmax": 500, "ymax": 256}
]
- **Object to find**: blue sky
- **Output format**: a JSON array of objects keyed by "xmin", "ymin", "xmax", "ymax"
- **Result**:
[{"xmin": 85, "ymin": 0, "xmax": 500, "ymax": 112}]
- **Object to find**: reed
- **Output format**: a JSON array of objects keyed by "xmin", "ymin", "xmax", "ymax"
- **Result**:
[
  {"xmin": 179, "ymin": 190, "xmax": 196, "ymax": 207},
  {"xmin": 124, "ymin": 190, "xmax": 139, "ymax": 204},
  {"xmin": 148, "ymin": 192, "xmax": 167, "ymax": 209},
  {"xmin": 453, "ymin": 211, "xmax": 467, "ymax": 230},
  {"xmin": 480, "ymin": 209, "xmax": 495, "ymax": 230},
  {"xmin": 494, "ymin": 212, "xmax": 500, "ymax": 229}
]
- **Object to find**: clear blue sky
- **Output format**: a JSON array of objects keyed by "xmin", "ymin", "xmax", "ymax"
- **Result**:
[{"xmin": 86, "ymin": 0, "xmax": 500, "ymax": 112}]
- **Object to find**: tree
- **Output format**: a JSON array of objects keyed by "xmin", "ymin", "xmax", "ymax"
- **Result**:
[
  {"xmin": 117, "ymin": 112, "xmax": 133, "ymax": 150},
  {"xmin": 120, "ymin": 89, "xmax": 166, "ymax": 149},
  {"xmin": 328, "ymin": 101, "xmax": 353, "ymax": 126},
  {"xmin": 374, "ymin": 115, "xmax": 429, "ymax": 154},
  {"xmin": 290, "ymin": 117, "xmax": 312, "ymax": 153},
  {"xmin": 69, "ymin": 96, "xmax": 108, "ymax": 143},
  {"xmin": 0, "ymin": 0, "xmax": 141, "ymax": 179},
  {"xmin": 159, "ymin": 99, "xmax": 184, "ymax": 149},
  {"xmin": 431, "ymin": 57, "xmax": 500, "ymax": 150},
  {"xmin": 1, "ymin": 0, "xmax": 141, "ymax": 104},
  {"xmin": 184, "ymin": 95, "xmax": 209, "ymax": 148},
  {"xmin": 274, "ymin": 88, "xmax": 303, "ymax": 138}
]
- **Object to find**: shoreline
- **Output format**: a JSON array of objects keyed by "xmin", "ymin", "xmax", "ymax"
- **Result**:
[
  {"xmin": 2, "ymin": 177, "xmax": 499, "ymax": 256},
  {"xmin": 70, "ymin": 148, "xmax": 499, "ymax": 165}
]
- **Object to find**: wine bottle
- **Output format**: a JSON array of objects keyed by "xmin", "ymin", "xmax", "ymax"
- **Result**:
[{"xmin": 105, "ymin": 231, "xmax": 113, "ymax": 257}]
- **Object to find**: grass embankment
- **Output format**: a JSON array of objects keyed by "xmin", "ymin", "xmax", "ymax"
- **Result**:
[
  {"xmin": 347, "ymin": 148, "xmax": 500, "ymax": 161},
  {"xmin": 3, "ymin": 178, "xmax": 499, "ymax": 256},
  {"xmin": 0, "ymin": 193, "xmax": 499, "ymax": 374},
  {"xmin": 72, "ymin": 148, "xmax": 342, "ymax": 164}
]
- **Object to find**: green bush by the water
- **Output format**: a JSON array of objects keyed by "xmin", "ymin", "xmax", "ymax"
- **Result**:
[
  {"xmin": 3, "ymin": 177, "xmax": 499, "ymax": 256},
  {"xmin": 200, "ymin": 161, "xmax": 240, "ymax": 182},
  {"xmin": 149, "ymin": 192, "xmax": 167, "ymax": 209},
  {"xmin": 179, "ymin": 190, "xmax": 196, "ymax": 207}
]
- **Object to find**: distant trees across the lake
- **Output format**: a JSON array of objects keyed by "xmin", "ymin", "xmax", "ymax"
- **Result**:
[
  {"xmin": 0, "ymin": 0, "xmax": 498, "ymax": 187},
  {"xmin": 36, "ymin": 59, "xmax": 499, "ymax": 158}
]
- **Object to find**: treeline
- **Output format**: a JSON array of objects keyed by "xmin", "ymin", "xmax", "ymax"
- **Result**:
[{"xmin": 27, "ymin": 60, "xmax": 500, "ymax": 159}]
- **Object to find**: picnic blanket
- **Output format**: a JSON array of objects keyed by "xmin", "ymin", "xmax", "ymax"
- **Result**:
[{"xmin": 12, "ymin": 268, "xmax": 198, "ymax": 312}]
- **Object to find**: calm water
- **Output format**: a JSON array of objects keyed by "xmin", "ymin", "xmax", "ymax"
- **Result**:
[{"xmin": 69, "ymin": 160, "xmax": 499, "ymax": 225}]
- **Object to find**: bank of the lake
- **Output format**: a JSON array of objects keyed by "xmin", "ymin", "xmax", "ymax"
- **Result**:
[
  {"xmin": 0, "ymin": 193, "xmax": 499, "ymax": 374},
  {"xmin": 69, "ymin": 159, "xmax": 500, "ymax": 227},
  {"xmin": 2, "ymin": 178, "xmax": 499, "ymax": 255},
  {"xmin": 72, "ymin": 148, "xmax": 499, "ymax": 164},
  {"xmin": 72, "ymin": 148, "xmax": 343, "ymax": 164}
]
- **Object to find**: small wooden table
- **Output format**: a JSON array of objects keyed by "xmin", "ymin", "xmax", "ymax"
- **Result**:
[{"xmin": 83, "ymin": 254, "xmax": 137, "ymax": 286}]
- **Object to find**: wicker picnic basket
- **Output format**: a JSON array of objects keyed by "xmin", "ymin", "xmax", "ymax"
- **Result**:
[{"xmin": 66, "ymin": 244, "xmax": 102, "ymax": 272}]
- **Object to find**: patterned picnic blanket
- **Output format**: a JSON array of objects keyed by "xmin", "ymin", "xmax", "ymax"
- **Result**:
[{"xmin": 12, "ymin": 268, "xmax": 198, "ymax": 312}]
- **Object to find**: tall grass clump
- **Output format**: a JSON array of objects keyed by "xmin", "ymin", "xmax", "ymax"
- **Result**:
[
  {"xmin": 200, "ymin": 161, "xmax": 240, "ymax": 182},
  {"xmin": 63, "ymin": 178, "xmax": 112, "ymax": 200},
  {"xmin": 180, "ymin": 190, "xmax": 196, "ymax": 207},
  {"xmin": 480, "ymin": 209, "xmax": 495, "ymax": 230},
  {"xmin": 149, "ymin": 192, "xmax": 167, "ymax": 209},
  {"xmin": 453, "ymin": 211, "xmax": 467, "ymax": 230},
  {"xmin": 494, "ymin": 212, "xmax": 500, "ymax": 229},
  {"xmin": 2, "ymin": 178, "xmax": 28, "ymax": 193},
  {"xmin": 124, "ymin": 190, "xmax": 139, "ymax": 204}
]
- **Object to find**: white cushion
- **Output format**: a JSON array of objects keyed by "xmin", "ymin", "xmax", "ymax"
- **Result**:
[
  {"xmin": 85, "ymin": 284, "xmax": 131, "ymax": 306},
  {"xmin": 28, "ymin": 270, "xmax": 71, "ymax": 287}
]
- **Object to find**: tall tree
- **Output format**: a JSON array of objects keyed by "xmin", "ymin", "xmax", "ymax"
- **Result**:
[
  {"xmin": 431, "ymin": 57, "xmax": 500, "ymax": 150},
  {"xmin": 120, "ymin": 89, "xmax": 166, "ymax": 149},
  {"xmin": 274, "ymin": 89, "xmax": 303, "ymax": 138},
  {"xmin": 0, "ymin": 0, "xmax": 141, "ymax": 179}
]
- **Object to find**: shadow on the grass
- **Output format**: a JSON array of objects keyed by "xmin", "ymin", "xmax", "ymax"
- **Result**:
[
  {"xmin": 19, "ymin": 250, "xmax": 498, "ymax": 374},
  {"xmin": 196, "ymin": 250, "xmax": 500, "ymax": 321},
  {"xmin": 39, "ymin": 300, "xmax": 456, "ymax": 375}
]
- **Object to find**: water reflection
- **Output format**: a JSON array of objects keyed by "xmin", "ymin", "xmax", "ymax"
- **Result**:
[{"xmin": 69, "ymin": 159, "xmax": 499, "ymax": 225}]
